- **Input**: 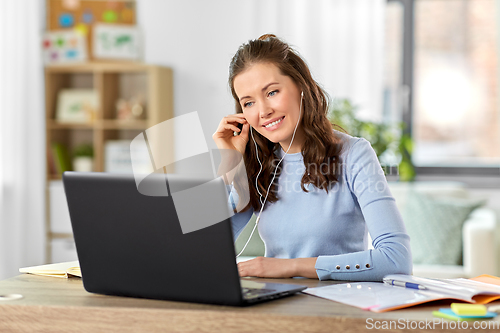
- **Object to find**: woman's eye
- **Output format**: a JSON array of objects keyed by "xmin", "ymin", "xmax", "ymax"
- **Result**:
[
  {"xmin": 268, "ymin": 90, "xmax": 278, "ymax": 97},
  {"xmin": 243, "ymin": 101, "xmax": 254, "ymax": 108}
]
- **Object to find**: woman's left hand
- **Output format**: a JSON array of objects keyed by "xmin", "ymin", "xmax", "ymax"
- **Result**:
[{"xmin": 237, "ymin": 257, "xmax": 318, "ymax": 279}]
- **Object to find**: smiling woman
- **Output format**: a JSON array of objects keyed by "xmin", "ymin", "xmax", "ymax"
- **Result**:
[
  {"xmin": 212, "ymin": 34, "xmax": 412, "ymax": 281},
  {"xmin": 226, "ymin": 35, "xmax": 344, "ymax": 210}
]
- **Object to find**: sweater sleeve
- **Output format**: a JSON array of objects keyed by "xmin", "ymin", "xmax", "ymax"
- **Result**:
[
  {"xmin": 227, "ymin": 185, "xmax": 254, "ymax": 240},
  {"xmin": 314, "ymin": 138, "xmax": 412, "ymax": 281}
]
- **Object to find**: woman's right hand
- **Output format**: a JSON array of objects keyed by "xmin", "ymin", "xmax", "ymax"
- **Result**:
[{"xmin": 212, "ymin": 113, "xmax": 250, "ymax": 156}]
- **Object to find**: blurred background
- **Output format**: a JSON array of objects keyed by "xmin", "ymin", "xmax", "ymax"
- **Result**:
[{"xmin": 0, "ymin": 0, "xmax": 499, "ymax": 280}]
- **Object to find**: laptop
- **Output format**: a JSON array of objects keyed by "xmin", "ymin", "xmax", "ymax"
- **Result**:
[{"xmin": 62, "ymin": 171, "xmax": 307, "ymax": 306}]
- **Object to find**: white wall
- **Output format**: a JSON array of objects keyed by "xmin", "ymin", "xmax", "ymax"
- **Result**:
[
  {"xmin": 138, "ymin": 0, "xmax": 259, "ymax": 164},
  {"xmin": 138, "ymin": 0, "xmax": 385, "ymax": 172}
]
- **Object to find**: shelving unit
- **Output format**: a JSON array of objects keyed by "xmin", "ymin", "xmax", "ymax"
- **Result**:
[{"xmin": 45, "ymin": 62, "xmax": 173, "ymax": 262}]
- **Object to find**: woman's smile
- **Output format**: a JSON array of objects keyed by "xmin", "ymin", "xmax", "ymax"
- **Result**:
[{"xmin": 262, "ymin": 116, "xmax": 285, "ymax": 131}]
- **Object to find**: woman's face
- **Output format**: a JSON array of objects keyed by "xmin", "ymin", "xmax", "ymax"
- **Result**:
[{"xmin": 233, "ymin": 62, "xmax": 305, "ymax": 153}]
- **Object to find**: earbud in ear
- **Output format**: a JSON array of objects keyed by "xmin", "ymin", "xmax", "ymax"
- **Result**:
[{"xmin": 301, "ymin": 91, "xmax": 304, "ymax": 98}]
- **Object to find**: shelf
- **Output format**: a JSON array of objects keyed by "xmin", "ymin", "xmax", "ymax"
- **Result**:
[
  {"xmin": 45, "ymin": 62, "xmax": 173, "ymax": 263},
  {"xmin": 48, "ymin": 119, "xmax": 149, "ymax": 130},
  {"xmin": 101, "ymin": 119, "xmax": 148, "ymax": 130},
  {"xmin": 45, "ymin": 61, "xmax": 152, "ymax": 73},
  {"xmin": 47, "ymin": 120, "xmax": 95, "ymax": 129},
  {"xmin": 50, "ymin": 232, "xmax": 74, "ymax": 239}
]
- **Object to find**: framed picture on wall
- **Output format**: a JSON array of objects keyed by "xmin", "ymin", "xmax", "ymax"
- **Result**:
[
  {"xmin": 43, "ymin": 29, "xmax": 88, "ymax": 64},
  {"xmin": 56, "ymin": 89, "xmax": 98, "ymax": 123},
  {"xmin": 93, "ymin": 23, "xmax": 142, "ymax": 60}
]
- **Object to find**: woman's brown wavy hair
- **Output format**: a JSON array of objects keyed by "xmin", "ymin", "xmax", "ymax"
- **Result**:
[{"xmin": 229, "ymin": 34, "xmax": 344, "ymax": 212}]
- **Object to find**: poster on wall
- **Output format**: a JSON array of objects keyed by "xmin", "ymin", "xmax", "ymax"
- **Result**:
[
  {"xmin": 47, "ymin": 0, "xmax": 137, "ymax": 60},
  {"xmin": 47, "ymin": 0, "xmax": 136, "ymax": 29},
  {"xmin": 43, "ymin": 30, "xmax": 88, "ymax": 64},
  {"xmin": 56, "ymin": 89, "xmax": 98, "ymax": 123},
  {"xmin": 93, "ymin": 23, "xmax": 142, "ymax": 60}
]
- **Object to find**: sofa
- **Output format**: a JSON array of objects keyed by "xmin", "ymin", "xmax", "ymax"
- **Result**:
[{"xmin": 235, "ymin": 181, "xmax": 499, "ymax": 279}]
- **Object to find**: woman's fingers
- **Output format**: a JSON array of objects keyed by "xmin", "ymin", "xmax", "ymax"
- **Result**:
[
  {"xmin": 223, "ymin": 116, "xmax": 247, "ymax": 126},
  {"xmin": 226, "ymin": 113, "xmax": 247, "ymax": 119},
  {"xmin": 237, "ymin": 257, "xmax": 295, "ymax": 278},
  {"xmin": 213, "ymin": 114, "xmax": 250, "ymax": 155},
  {"xmin": 214, "ymin": 115, "xmax": 247, "ymax": 135},
  {"xmin": 239, "ymin": 122, "xmax": 250, "ymax": 139},
  {"xmin": 214, "ymin": 123, "xmax": 240, "ymax": 136},
  {"xmin": 224, "ymin": 123, "xmax": 241, "ymax": 133}
]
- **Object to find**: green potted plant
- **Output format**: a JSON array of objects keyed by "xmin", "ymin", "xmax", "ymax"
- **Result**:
[
  {"xmin": 73, "ymin": 143, "xmax": 94, "ymax": 172},
  {"xmin": 328, "ymin": 98, "xmax": 415, "ymax": 181}
]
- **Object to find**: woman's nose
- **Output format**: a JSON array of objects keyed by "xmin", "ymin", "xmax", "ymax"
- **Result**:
[{"xmin": 259, "ymin": 101, "xmax": 273, "ymax": 118}]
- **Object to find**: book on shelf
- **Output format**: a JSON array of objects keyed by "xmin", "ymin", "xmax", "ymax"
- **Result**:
[
  {"xmin": 304, "ymin": 274, "xmax": 500, "ymax": 312},
  {"xmin": 19, "ymin": 261, "xmax": 81, "ymax": 279}
]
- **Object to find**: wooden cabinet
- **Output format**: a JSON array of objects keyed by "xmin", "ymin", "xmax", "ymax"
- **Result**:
[{"xmin": 44, "ymin": 62, "xmax": 173, "ymax": 262}]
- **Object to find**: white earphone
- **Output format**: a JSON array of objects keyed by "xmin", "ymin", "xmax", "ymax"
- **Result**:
[{"xmin": 236, "ymin": 90, "xmax": 303, "ymax": 257}]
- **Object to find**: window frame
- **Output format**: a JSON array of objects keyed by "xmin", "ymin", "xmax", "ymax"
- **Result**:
[{"xmin": 387, "ymin": 0, "xmax": 500, "ymax": 182}]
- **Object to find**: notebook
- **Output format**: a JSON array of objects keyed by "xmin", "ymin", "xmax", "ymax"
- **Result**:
[
  {"xmin": 304, "ymin": 274, "xmax": 500, "ymax": 312},
  {"xmin": 19, "ymin": 261, "xmax": 81, "ymax": 278},
  {"xmin": 62, "ymin": 171, "xmax": 306, "ymax": 306}
]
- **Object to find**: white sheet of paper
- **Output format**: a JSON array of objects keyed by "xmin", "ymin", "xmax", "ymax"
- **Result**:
[
  {"xmin": 19, "ymin": 261, "xmax": 79, "ymax": 274},
  {"xmin": 303, "ymin": 282, "xmax": 458, "ymax": 312}
]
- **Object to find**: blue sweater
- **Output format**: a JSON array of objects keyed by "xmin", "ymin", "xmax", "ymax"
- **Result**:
[{"xmin": 229, "ymin": 131, "xmax": 412, "ymax": 281}]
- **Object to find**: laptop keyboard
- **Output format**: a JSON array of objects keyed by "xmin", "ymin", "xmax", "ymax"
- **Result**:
[{"xmin": 241, "ymin": 287, "xmax": 276, "ymax": 299}]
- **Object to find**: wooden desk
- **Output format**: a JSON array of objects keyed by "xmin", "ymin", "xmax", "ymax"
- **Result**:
[{"xmin": 1, "ymin": 274, "xmax": 499, "ymax": 332}]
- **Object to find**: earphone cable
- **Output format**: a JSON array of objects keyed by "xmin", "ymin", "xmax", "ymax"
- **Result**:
[{"xmin": 250, "ymin": 127, "xmax": 265, "ymax": 205}]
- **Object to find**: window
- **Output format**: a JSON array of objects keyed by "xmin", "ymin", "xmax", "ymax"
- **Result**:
[{"xmin": 385, "ymin": 0, "xmax": 500, "ymax": 176}]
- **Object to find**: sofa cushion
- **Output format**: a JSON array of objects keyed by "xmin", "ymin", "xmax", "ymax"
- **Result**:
[
  {"xmin": 388, "ymin": 181, "xmax": 468, "ymax": 212},
  {"xmin": 402, "ymin": 190, "xmax": 485, "ymax": 265}
]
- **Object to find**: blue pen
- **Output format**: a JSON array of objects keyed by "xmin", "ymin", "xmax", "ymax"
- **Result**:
[{"xmin": 384, "ymin": 279, "xmax": 428, "ymax": 290}]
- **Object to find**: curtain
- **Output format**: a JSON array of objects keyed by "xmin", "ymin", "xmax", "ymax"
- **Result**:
[
  {"xmin": 0, "ymin": 0, "xmax": 45, "ymax": 280},
  {"xmin": 252, "ymin": 0, "xmax": 386, "ymax": 121}
]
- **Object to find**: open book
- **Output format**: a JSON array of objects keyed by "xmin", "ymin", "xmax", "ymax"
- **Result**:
[
  {"xmin": 304, "ymin": 274, "xmax": 500, "ymax": 312},
  {"xmin": 19, "ymin": 261, "xmax": 81, "ymax": 278}
]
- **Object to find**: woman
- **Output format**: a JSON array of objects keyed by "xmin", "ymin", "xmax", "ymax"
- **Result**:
[{"xmin": 212, "ymin": 34, "xmax": 412, "ymax": 281}]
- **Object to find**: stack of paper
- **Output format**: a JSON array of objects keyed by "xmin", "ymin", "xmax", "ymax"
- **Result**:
[
  {"xmin": 433, "ymin": 303, "xmax": 497, "ymax": 321},
  {"xmin": 19, "ymin": 261, "xmax": 81, "ymax": 278}
]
